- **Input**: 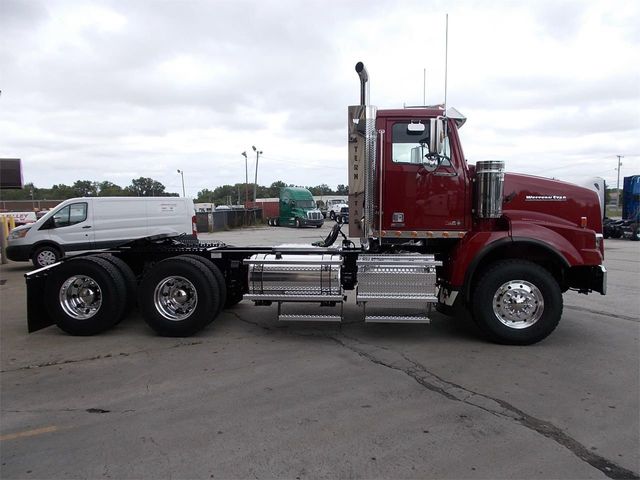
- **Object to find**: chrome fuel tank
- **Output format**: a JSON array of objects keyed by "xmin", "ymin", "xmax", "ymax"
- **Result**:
[{"xmin": 245, "ymin": 254, "xmax": 342, "ymax": 302}]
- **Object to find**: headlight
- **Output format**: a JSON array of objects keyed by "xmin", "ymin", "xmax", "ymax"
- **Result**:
[
  {"xmin": 8, "ymin": 227, "xmax": 30, "ymax": 240},
  {"xmin": 595, "ymin": 233, "xmax": 603, "ymax": 250}
]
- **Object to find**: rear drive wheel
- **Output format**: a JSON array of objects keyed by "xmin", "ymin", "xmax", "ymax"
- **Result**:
[
  {"xmin": 179, "ymin": 255, "xmax": 227, "ymax": 318},
  {"xmin": 45, "ymin": 256, "xmax": 127, "ymax": 335},
  {"xmin": 94, "ymin": 253, "xmax": 138, "ymax": 313},
  {"xmin": 472, "ymin": 260, "xmax": 562, "ymax": 345},
  {"xmin": 32, "ymin": 245, "xmax": 61, "ymax": 268},
  {"xmin": 139, "ymin": 256, "xmax": 220, "ymax": 336}
]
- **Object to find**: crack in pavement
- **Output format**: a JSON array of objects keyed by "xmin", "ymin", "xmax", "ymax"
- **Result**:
[
  {"xmin": 231, "ymin": 313, "xmax": 639, "ymax": 479},
  {"xmin": 327, "ymin": 334, "xmax": 639, "ymax": 480},
  {"xmin": 564, "ymin": 305, "xmax": 639, "ymax": 323}
]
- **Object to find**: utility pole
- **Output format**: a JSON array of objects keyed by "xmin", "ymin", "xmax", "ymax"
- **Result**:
[
  {"xmin": 252, "ymin": 145, "xmax": 263, "ymax": 202},
  {"xmin": 616, "ymin": 155, "xmax": 623, "ymax": 209}
]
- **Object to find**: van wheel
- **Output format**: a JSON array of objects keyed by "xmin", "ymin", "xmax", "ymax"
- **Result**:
[
  {"xmin": 32, "ymin": 245, "xmax": 61, "ymax": 268},
  {"xmin": 472, "ymin": 260, "xmax": 562, "ymax": 345},
  {"xmin": 139, "ymin": 256, "xmax": 220, "ymax": 336},
  {"xmin": 94, "ymin": 254, "xmax": 138, "ymax": 314},
  {"xmin": 178, "ymin": 255, "xmax": 227, "ymax": 319},
  {"xmin": 45, "ymin": 256, "xmax": 127, "ymax": 335}
]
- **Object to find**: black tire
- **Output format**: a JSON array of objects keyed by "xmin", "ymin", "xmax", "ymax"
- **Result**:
[
  {"xmin": 45, "ymin": 256, "xmax": 127, "ymax": 335},
  {"xmin": 631, "ymin": 225, "xmax": 640, "ymax": 241},
  {"xmin": 138, "ymin": 256, "xmax": 221, "ymax": 336},
  {"xmin": 94, "ymin": 253, "xmax": 138, "ymax": 313},
  {"xmin": 295, "ymin": 218, "xmax": 301, "ymax": 228},
  {"xmin": 316, "ymin": 224, "xmax": 322, "ymax": 228},
  {"xmin": 471, "ymin": 260, "xmax": 562, "ymax": 345},
  {"xmin": 275, "ymin": 218, "xmax": 280, "ymax": 227},
  {"xmin": 329, "ymin": 211, "xmax": 335, "ymax": 220},
  {"xmin": 178, "ymin": 254, "xmax": 227, "ymax": 318},
  {"xmin": 32, "ymin": 245, "xmax": 62, "ymax": 268}
]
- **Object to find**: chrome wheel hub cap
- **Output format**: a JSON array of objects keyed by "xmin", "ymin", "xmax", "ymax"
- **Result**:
[
  {"xmin": 154, "ymin": 276, "xmax": 198, "ymax": 321},
  {"xmin": 493, "ymin": 280, "xmax": 544, "ymax": 329},
  {"xmin": 59, "ymin": 275, "xmax": 102, "ymax": 320}
]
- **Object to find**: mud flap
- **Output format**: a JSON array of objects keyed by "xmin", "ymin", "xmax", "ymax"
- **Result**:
[{"xmin": 26, "ymin": 270, "xmax": 55, "ymax": 333}]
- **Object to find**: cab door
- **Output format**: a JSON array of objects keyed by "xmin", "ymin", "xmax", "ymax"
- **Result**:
[{"xmin": 381, "ymin": 118, "xmax": 468, "ymax": 233}]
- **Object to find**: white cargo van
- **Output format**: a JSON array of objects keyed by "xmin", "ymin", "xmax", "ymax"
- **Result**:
[{"xmin": 7, "ymin": 197, "xmax": 196, "ymax": 267}]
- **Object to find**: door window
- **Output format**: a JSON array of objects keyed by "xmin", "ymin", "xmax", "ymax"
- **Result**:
[
  {"xmin": 391, "ymin": 122, "xmax": 451, "ymax": 166},
  {"xmin": 52, "ymin": 203, "xmax": 87, "ymax": 228},
  {"xmin": 392, "ymin": 123, "xmax": 429, "ymax": 164}
]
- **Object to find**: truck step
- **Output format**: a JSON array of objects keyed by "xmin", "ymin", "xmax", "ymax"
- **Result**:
[
  {"xmin": 365, "ymin": 315, "xmax": 430, "ymax": 324},
  {"xmin": 278, "ymin": 314, "xmax": 342, "ymax": 322},
  {"xmin": 357, "ymin": 293, "xmax": 438, "ymax": 303},
  {"xmin": 244, "ymin": 293, "xmax": 344, "ymax": 303}
]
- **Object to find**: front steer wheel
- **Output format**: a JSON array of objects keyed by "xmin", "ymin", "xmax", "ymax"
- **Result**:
[
  {"xmin": 45, "ymin": 256, "xmax": 127, "ymax": 335},
  {"xmin": 139, "ymin": 256, "xmax": 221, "ymax": 336},
  {"xmin": 471, "ymin": 260, "xmax": 562, "ymax": 345}
]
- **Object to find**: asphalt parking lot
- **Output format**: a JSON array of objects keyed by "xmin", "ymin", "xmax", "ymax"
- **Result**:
[{"xmin": 1, "ymin": 225, "xmax": 639, "ymax": 479}]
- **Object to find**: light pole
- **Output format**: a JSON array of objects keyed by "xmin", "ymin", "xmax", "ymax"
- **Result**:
[
  {"xmin": 616, "ymin": 155, "xmax": 623, "ymax": 209},
  {"xmin": 252, "ymin": 145, "xmax": 262, "ymax": 202},
  {"xmin": 241, "ymin": 152, "xmax": 249, "ymax": 206},
  {"xmin": 177, "ymin": 169, "xmax": 186, "ymax": 197}
]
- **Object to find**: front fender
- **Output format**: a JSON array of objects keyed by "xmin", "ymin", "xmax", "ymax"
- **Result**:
[{"xmin": 510, "ymin": 220, "xmax": 602, "ymax": 266}]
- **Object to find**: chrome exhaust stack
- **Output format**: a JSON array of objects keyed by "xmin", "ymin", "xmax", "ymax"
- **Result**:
[
  {"xmin": 348, "ymin": 62, "xmax": 377, "ymax": 241},
  {"xmin": 355, "ymin": 61, "xmax": 369, "ymax": 106}
]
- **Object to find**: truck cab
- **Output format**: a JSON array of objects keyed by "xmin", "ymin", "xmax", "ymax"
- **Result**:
[{"xmin": 278, "ymin": 187, "xmax": 324, "ymax": 228}]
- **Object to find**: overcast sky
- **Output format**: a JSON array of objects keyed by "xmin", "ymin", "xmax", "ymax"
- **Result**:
[{"xmin": 1, "ymin": 0, "xmax": 639, "ymax": 196}]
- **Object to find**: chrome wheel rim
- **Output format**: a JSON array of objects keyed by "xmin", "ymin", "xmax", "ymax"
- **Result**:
[
  {"xmin": 37, "ymin": 250, "xmax": 57, "ymax": 266},
  {"xmin": 59, "ymin": 275, "xmax": 102, "ymax": 319},
  {"xmin": 492, "ymin": 280, "xmax": 544, "ymax": 329},
  {"xmin": 153, "ymin": 276, "xmax": 198, "ymax": 321}
]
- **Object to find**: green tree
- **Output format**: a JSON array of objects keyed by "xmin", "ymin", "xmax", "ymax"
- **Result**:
[
  {"xmin": 125, "ymin": 177, "xmax": 176, "ymax": 197},
  {"xmin": 97, "ymin": 181, "xmax": 125, "ymax": 197},
  {"xmin": 336, "ymin": 184, "xmax": 349, "ymax": 195},
  {"xmin": 50, "ymin": 184, "xmax": 75, "ymax": 199},
  {"xmin": 72, "ymin": 180, "xmax": 98, "ymax": 197},
  {"xmin": 266, "ymin": 181, "xmax": 286, "ymax": 198},
  {"xmin": 196, "ymin": 188, "xmax": 217, "ymax": 203}
]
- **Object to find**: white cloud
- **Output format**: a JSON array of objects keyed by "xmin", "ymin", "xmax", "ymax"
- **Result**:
[{"xmin": 0, "ymin": 0, "xmax": 638, "ymax": 195}]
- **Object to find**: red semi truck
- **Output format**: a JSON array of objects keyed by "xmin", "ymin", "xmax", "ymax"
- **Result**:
[{"xmin": 24, "ymin": 62, "xmax": 606, "ymax": 344}]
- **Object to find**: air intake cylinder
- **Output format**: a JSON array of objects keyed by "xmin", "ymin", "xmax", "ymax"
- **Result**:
[{"xmin": 475, "ymin": 160, "xmax": 505, "ymax": 218}]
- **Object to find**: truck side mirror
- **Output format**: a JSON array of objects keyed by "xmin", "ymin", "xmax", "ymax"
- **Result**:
[{"xmin": 429, "ymin": 118, "xmax": 445, "ymax": 155}]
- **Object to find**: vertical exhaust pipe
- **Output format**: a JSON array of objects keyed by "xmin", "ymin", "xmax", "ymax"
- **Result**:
[{"xmin": 355, "ymin": 62, "xmax": 368, "ymax": 106}]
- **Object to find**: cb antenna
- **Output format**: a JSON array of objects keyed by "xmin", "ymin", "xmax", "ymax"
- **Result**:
[{"xmin": 444, "ymin": 13, "xmax": 449, "ymax": 116}]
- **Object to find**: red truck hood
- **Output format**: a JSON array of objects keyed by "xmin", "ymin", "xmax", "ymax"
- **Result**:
[{"xmin": 502, "ymin": 173, "xmax": 603, "ymax": 234}]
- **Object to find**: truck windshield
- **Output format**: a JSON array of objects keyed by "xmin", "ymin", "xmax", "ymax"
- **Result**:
[{"xmin": 296, "ymin": 200, "xmax": 315, "ymax": 208}]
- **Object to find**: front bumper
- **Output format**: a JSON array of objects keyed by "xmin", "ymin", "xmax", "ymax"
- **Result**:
[
  {"xmin": 6, "ymin": 244, "xmax": 31, "ymax": 262},
  {"xmin": 596, "ymin": 265, "xmax": 607, "ymax": 295},
  {"xmin": 568, "ymin": 264, "xmax": 607, "ymax": 295}
]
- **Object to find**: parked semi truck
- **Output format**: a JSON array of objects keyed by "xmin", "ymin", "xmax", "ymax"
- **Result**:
[
  {"xmin": 326, "ymin": 199, "xmax": 349, "ymax": 223},
  {"xmin": 266, "ymin": 187, "xmax": 324, "ymax": 228},
  {"xmin": 24, "ymin": 63, "xmax": 606, "ymax": 344}
]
